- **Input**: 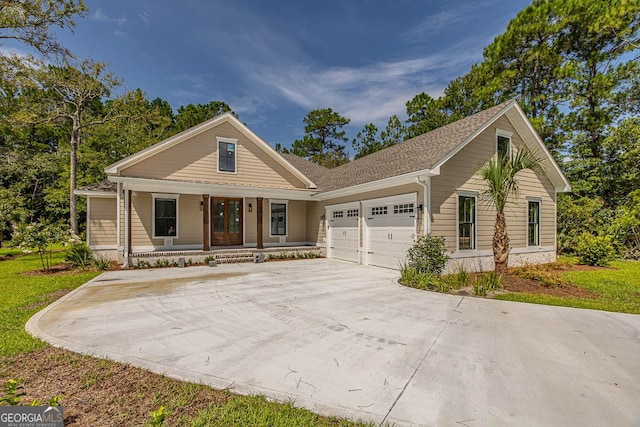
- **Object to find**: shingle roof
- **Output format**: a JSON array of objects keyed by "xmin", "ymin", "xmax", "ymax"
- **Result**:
[
  {"xmin": 280, "ymin": 153, "xmax": 330, "ymax": 187},
  {"xmin": 285, "ymin": 100, "xmax": 513, "ymax": 191},
  {"xmin": 78, "ymin": 180, "xmax": 117, "ymax": 192}
]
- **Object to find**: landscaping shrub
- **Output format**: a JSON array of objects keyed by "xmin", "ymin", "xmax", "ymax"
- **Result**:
[
  {"xmin": 93, "ymin": 257, "xmax": 111, "ymax": 271},
  {"xmin": 406, "ymin": 234, "xmax": 449, "ymax": 276},
  {"xmin": 400, "ymin": 262, "xmax": 441, "ymax": 290},
  {"xmin": 12, "ymin": 221, "xmax": 71, "ymax": 271},
  {"xmin": 575, "ymin": 233, "xmax": 617, "ymax": 266},
  {"xmin": 65, "ymin": 242, "xmax": 94, "ymax": 270}
]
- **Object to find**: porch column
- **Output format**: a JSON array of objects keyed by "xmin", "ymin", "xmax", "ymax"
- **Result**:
[
  {"xmin": 202, "ymin": 194, "xmax": 210, "ymax": 251},
  {"xmin": 124, "ymin": 189, "xmax": 132, "ymax": 267},
  {"xmin": 256, "ymin": 197, "xmax": 263, "ymax": 249}
]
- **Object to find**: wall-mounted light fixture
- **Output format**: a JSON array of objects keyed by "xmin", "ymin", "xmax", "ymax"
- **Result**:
[
  {"xmin": 320, "ymin": 214, "xmax": 326, "ymax": 220},
  {"xmin": 248, "ymin": 203, "xmax": 253, "ymax": 213},
  {"xmin": 200, "ymin": 201, "xmax": 203, "ymax": 211}
]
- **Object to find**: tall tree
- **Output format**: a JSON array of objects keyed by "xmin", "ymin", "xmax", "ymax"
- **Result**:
[
  {"xmin": 405, "ymin": 92, "xmax": 451, "ymax": 138},
  {"xmin": 0, "ymin": 0, "xmax": 86, "ymax": 55},
  {"xmin": 380, "ymin": 114, "xmax": 407, "ymax": 146},
  {"xmin": 173, "ymin": 101, "xmax": 233, "ymax": 133},
  {"xmin": 478, "ymin": 149, "xmax": 543, "ymax": 276},
  {"xmin": 290, "ymin": 108, "xmax": 350, "ymax": 167},
  {"xmin": 23, "ymin": 57, "xmax": 122, "ymax": 233},
  {"xmin": 352, "ymin": 123, "xmax": 381, "ymax": 159}
]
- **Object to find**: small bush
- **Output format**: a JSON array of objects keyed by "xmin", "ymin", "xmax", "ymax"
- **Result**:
[
  {"xmin": 481, "ymin": 271, "xmax": 502, "ymax": 291},
  {"xmin": 147, "ymin": 405, "xmax": 166, "ymax": 427},
  {"xmin": 400, "ymin": 262, "xmax": 441, "ymax": 290},
  {"xmin": 133, "ymin": 259, "xmax": 151, "ymax": 269},
  {"xmin": 575, "ymin": 233, "xmax": 616, "ymax": 266},
  {"xmin": 406, "ymin": 234, "xmax": 450, "ymax": 276},
  {"xmin": 93, "ymin": 257, "xmax": 111, "ymax": 271},
  {"xmin": 454, "ymin": 264, "xmax": 469, "ymax": 288},
  {"xmin": 65, "ymin": 242, "xmax": 94, "ymax": 270},
  {"xmin": 153, "ymin": 259, "xmax": 170, "ymax": 268},
  {"xmin": 472, "ymin": 279, "xmax": 487, "ymax": 296},
  {"xmin": 204, "ymin": 255, "xmax": 215, "ymax": 263}
]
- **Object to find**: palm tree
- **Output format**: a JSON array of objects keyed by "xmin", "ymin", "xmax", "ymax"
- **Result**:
[{"xmin": 479, "ymin": 149, "xmax": 543, "ymax": 276}]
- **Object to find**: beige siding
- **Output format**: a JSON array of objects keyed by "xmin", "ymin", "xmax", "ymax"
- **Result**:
[
  {"xmin": 131, "ymin": 193, "xmax": 203, "ymax": 249},
  {"xmin": 88, "ymin": 197, "xmax": 117, "ymax": 247},
  {"xmin": 306, "ymin": 183, "xmax": 424, "ymax": 246},
  {"xmin": 430, "ymin": 115, "xmax": 556, "ymax": 253},
  {"xmin": 121, "ymin": 122, "xmax": 307, "ymax": 189}
]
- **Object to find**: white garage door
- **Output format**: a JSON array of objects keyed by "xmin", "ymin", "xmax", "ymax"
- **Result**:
[
  {"xmin": 327, "ymin": 203, "xmax": 359, "ymax": 263},
  {"xmin": 364, "ymin": 195, "xmax": 416, "ymax": 270}
]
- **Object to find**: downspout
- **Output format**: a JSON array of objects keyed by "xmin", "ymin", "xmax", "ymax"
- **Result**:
[{"xmin": 415, "ymin": 177, "xmax": 431, "ymax": 235}]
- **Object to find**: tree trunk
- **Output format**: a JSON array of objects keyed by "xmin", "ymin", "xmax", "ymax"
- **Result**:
[
  {"xmin": 493, "ymin": 213, "xmax": 510, "ymax": 276},
  {"xmin": 69, "ymin": 124, "xmax": 79, "ymax": 235}
]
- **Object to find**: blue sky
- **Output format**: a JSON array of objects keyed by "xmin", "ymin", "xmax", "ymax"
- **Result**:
[{"xmin": 48, "ymin": 0, "xmax": 529, "ymax": 151}]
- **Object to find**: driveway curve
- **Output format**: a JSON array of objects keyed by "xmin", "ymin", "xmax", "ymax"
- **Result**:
[{"xmin": 27, "ymin": 259, "xmax": 640, "ymax": 426}]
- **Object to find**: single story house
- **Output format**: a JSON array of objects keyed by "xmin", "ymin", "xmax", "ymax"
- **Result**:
[{"xmin": 77, "ymin": 99, "xmax": 571, "ymax": 271}]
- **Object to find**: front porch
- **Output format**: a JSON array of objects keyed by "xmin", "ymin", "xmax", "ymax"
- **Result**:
[{"xmin": 113, "ymin": 177, "xmax": 320, "ymax": 266}]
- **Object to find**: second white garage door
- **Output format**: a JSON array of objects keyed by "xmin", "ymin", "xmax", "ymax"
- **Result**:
[
  {"xmin": 326, "ymin": 203, "xmax": 360, "ymax": 263},
  {"xmin": 364, "ymin": 194, "xmax": 417, "ymax": 270}
]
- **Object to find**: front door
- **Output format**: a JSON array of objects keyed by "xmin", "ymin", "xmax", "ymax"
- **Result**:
[{"xmin": 212, "ymin": 198, "xmax": 243, "ymax": 246}]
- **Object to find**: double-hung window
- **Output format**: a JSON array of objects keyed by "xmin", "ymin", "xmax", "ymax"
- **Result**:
[
  {"xmin": 153, "ymin": 194, "xmax": 178, "ymax": 238},
  {"xmin": 217, "ymin": 138, "xmax": 237, "ymax": 173},
  {"xmin": 458, "ymin": 194, "xmax": 476, "ymax": 250},
  {"xmin": 497, "ymin": 130, "xmax": 512, "ymax": 160},
  {"xmin": 270, "ymin": 202, "xmax": 287, "ymax": 236},
  {"xmin": 528, "ymin": 200, "xmax": 540, "ymax": 246}
]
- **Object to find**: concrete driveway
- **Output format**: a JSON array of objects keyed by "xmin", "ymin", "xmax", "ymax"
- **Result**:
[{"xmin": 27, "ymin": 259, "xmax": 640, "ymax": 426}]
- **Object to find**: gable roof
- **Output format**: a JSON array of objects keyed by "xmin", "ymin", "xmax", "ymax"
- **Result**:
[
  {"xmin": 104, "ymin": 112, "xmax": 317, "ymax": 189},
  {"xmin": 284, "ymin": 99, "xmax": 570, "ymax": 194}
]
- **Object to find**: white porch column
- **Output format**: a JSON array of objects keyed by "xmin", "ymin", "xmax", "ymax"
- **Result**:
[{"xmin": 123, "ymin": 187, "xmax": 131, "ymax": 267}]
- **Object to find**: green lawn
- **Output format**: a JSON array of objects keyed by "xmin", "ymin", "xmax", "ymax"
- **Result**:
[
  {"xmin": 496, "ymin": 260, "xmax": 640, "ymax": 314},
  {"xmin": 0, "ymin": 250, "xmax": 99, "ymax": 356}
]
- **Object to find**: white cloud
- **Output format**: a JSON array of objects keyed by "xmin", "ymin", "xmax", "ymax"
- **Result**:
[
  {"xmin": 138, "ymin": 12, "xmax": 150, "ymax": 29},
  {"xmin": 90, "ymin": 8, "xmax": 127, "ymax": 26}
]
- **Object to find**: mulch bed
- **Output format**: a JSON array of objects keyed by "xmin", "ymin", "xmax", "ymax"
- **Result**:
[
  {"xmin": 501, "ymin": 275, "xmax": 598, "ymax": 298},
  {"xmin": 0, "ymin": 347, "xmax": 229, "ymax": 426}
]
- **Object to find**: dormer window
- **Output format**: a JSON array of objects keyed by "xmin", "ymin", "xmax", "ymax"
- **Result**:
[
  {"xmin": 217, "ymin": 137, "xmax": 237, "ymax": 173},
  {"xmin": 496, "ymin": 130, "xmax": 512, "ymax": 160}
]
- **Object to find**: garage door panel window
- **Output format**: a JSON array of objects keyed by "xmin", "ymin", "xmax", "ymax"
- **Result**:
[
  {"xmin": 347, "ymin": 209, "xmax": 359, "ymax": 217},
  {"xmin": 528, "ymin": 201, "xmax": 540, "ymax": 246},
  {"xmin": 332, "ymin": 210, "xmax": 344, "ymax": 219},
  {"xmin": 394, "ymin": 203, "xmax": 414, "ymax": 214},
  {"xmin": 458, "ymin": 195, "xmax": 476, "ymax": 250},
  {"xmin": 270, "ymin": 203, "xmax": 286, "ymax": 236},
  {"xmin": 371, "ymin": 206, "xmax": 387, "ymax": 216}
]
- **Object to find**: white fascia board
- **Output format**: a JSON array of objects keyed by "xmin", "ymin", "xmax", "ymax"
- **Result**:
[
  {"xmin": 74, "ymin": 190, "xmax": 117, "ymax": 198},
  {"xmin": 360, "ymin": 192, "xmax": 418, "ymax": 206},
  {"xmin": 325, "ymin": 201, "xmax": 360, "ymax": 211},
  {"xmin": 108, "ymin": 176, "xmax": 318, "ymax": 201},
  {"xmin": 312, "ymin": 168, "xmax": 437, "ymax": 201}
]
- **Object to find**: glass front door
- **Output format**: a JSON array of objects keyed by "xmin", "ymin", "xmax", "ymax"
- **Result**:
[{"xmin": 211, "ymin": 198, "xmax": 243, "ymax": 246}]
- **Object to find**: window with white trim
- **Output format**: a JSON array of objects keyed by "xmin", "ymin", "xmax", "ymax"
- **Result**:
[
  {"xmin": 497, "ymin": 130, "xmax": 512, "ymax": 160},
  {"xmin": 153, "ymin": 195, "xmax": 178, "ymax": 238},
  {"xmin": 528, "ymin": 200, "xmax": 540, "ymax": 246},
  {"xmin": 270, "ymin": 202, "xmax": 287, "ymax": 236},
  {"xmin": 218, "ymin": 139, "xmax": 236, "ymax": 173},
  {"xmin": 394, "ymin": 203, "xmax": 414, "ymax": 214},
  {"xmin": 371, "ymin": 206, "xmax": 387, "ymax": 216},
  {"xmin": 347, "ymin": 208, "xmax": 359, "ymax": 217},
  {"xmin": 332, "ymin": 210, "xmax": 344, "ymax": 219},
  {"xmin": 458, "ymin": 195, "xmax": 476, "ymax": 250}
]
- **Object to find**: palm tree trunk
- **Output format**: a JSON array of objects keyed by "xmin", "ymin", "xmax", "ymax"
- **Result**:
[{"xmin": 493, "ymin": 213, "xmax": 510, "ymax": 276}]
